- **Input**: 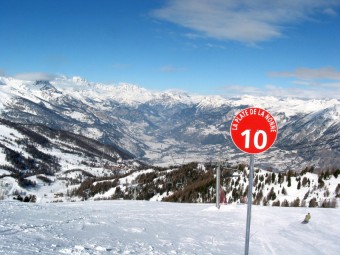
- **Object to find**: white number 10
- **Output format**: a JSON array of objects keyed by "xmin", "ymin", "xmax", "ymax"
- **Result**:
[{"xmin": 241, "ymin": 129, "xmax": 267, "ymax": 149}]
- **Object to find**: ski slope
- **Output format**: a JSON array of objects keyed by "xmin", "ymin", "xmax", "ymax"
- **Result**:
[{"xmin": 0, "ymin": 200, "xmax": 339, "ymax": 254}]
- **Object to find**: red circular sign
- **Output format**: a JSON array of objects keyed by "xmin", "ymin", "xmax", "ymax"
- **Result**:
[{"xmin": 230, "ymin": 107, "xmax": 277, "ymax": 154}]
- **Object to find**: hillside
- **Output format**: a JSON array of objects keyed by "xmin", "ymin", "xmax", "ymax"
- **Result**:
[
  {"xmin": 0, "ymin": 118, "xmax": 139, "ymax": 202},
  {"xmin": 0, "ymin": 75, "xmax": 339, "ymax": 170},
  {"xmin": 71, "ymin": 162, "xmax": 339, "ymax": 208},
  {"xmin": 0, "ymin": 75, "xmax": 339, "ymax": 205},
  {"xmin": 2, "ymin": 156, "xmax": 339, "ymax": 209}
]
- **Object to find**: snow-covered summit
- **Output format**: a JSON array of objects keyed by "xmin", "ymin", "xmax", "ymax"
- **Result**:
[
  {"xmin": 197, "ymin": 95, "xmax": 229, "ymax": 109},
  {"xmin": 71, "ymin": 76, "xmax": 88, "ymax": 85},
  {"xmin": 1, "ymin": 75, "xmax": 339, "ymax": 112},
  {"xmin": 107, "ymin": 83, "xmax": 154, "ymax": 105},
  {"xmin": 0, "ymin": 74, "xmax": 339, "ymax": 169},
  {"xmin": 229, "ymin": 95, "xmax": 340, "ymax": 117}
]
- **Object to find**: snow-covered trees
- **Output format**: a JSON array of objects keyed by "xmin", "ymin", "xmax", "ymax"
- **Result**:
[
  {"xmin": 267, "ymin": 187, "xmax": 277, "ymax": 201},
  {"xmin": 309, "ymin": 198, "xmax": 318, "ymax": 207}
]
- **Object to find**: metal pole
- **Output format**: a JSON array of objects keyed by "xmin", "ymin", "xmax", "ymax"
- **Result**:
[
  {"xmin": 0, "ymin": 180, "xmax": 3, "ymax": 200},
  {"xmin": 216, "ymin": 163, "xmax": 220, "ymax": 209},
  {"xmin": 245, "ymin": 154, "xmax": 255, "ymax": 255}
]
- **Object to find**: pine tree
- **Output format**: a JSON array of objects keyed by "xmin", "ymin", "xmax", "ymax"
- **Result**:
[
  {"xmin": 265, "ymin": 174, "xmax": 272, "ymax": 185},
  {"xmin": 243, "ymin": 185, "xmax": 249, "ymax": 197},
  {"xmin": 301, "ymin": 167, "xmax": 308, "ymax": 175},
  {"xmin": 255, "ymin": 189, "xmax": 263, "ymax": 202},
  {"xmin": 309, "ymin": 198, "xmax": 318, "ymax": 207},
  {"xmin": 278, "ymin": 173, "xmax": 284, "ymax": 184},
  {"xmin": 281, "ymin": 199, "xmax": 289, "ymax": 207},
  {"xmin": 257, "ymin": 182, "xmax": 261, "ymax": 190},
  {"xmin": 272, "ymin": 200, "xmax": 280, "ymax": 207},
  {"xmin": 267, "ymin": 187, "xmax": 276, "ymax": 201},
  {"xmin": 303, "ymin": 190, "xmax": 310, "ymax": 200},
  {"xmin": 291, "ymin": 197, "xmax": 300, "ymax": 207},
  {"xmin": 324, "ymin": 188, "xmax": 330, "ymax": 197},
  {"xmin": 297, "ymin": 180, "xmax": 301, "ymax": 190},
  {"xmin": 271, "ymin": 173, "xmax": 276, "ymax": 183},
  {"xmin": 259, "ymin": 175, "xmax": 264, "ymax": 182},
  {"xmin": 262, "ymin": 197, "xmax": 269, "ymax": 206},
  {"xmin": 254, "ymin": 175, "xmax": 258, "ymax": 186},
  {"xmin": 318, "ymin": 176, "xmax": 325, "ymax": 189},
  {"xmin": 336, "ymin": 184, "xmax": 340, "ymax": 198},
  {"xmin": 232, "ymin": 187, "xmax": 239, "ymax": 201},
  {"xmin": 302, "ymin": 177, "xmax": 308, "ymax": 187},
  {"xmin": 333, "ymin": 169, "xmax": 340, "ymax": 178},
  {"xmin": 287, "ymin": 170, "xmax": 296, "ymax": 177},
  {"xmin": 323, "ymin": 170, "xmax": 331, "ymax": 180}
]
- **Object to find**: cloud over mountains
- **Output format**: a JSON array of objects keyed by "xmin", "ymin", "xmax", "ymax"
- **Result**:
[{"xmin": 152, "ymin": 0, "xmax": 340, "ymax": 43}]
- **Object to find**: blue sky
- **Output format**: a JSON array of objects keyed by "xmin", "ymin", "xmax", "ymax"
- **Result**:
[{"xmin": 1, "ymin": 0, "xmax": 340, "ymax": 98}]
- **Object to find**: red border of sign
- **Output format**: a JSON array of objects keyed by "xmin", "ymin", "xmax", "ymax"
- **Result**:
[{"xmin": 230, "ymin": 107, "xmax": 278, "ymax": 154}]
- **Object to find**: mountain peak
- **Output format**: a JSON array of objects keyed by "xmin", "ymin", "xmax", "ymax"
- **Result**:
[
  {"xmin": 34, "ymin": 80, "xmax": 51, "ymax": 85},
  {"xmin": 32, "ymin": 80, "xmax": 60, "ymax": 94},
  {"xmin": 71, "ymin": 76, "xmax": 88, "ymax": 85},
  {"xmin": 116, "ymin": 83, "xmax": 146, "ymax": 92},
  {"xmin": 106, "ymin": 83, "xmax": 153, "ymax": 105}
]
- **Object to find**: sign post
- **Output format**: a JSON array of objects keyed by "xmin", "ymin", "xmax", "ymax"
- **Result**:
[
  {"xmin": 230, "ymin": 107, "xmax": 277, "ymax": 255},
  {"xmin": 216, "ymin": 163, "xmax": 220, "ymax": 209},
  {"xmin": 245, "ymin": 154, "xmax": 254, "ymax": 255}
]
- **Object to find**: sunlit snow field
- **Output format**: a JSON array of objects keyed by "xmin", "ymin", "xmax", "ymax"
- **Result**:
[{"xmin": 0, "ymin": 200, "xmax": 339, "ymax": 255}]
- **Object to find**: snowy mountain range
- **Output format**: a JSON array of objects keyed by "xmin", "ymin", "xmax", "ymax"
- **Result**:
[
  {"xmin": 0, "ymin": 75, "xmax": 339, "ymax": 172},
  {"xmin": 0, "ymin": 75, "xmax": 339, "ymax": 208}
]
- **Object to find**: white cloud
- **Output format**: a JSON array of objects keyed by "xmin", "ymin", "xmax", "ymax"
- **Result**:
[
  {"xmin": 323, "ymin": 8, "xmax": 338, "ymax": 16},
  {"xmin": 221, "ymin": 85, "xmax": 263, "ymax": 97},
  {"xmin": 152, "ymin": 0, "xmax": 340, "ymax": 43},
  {"xmin": 14, "ymin": 72, "xmax": 58, "ymax": 81},
  {"xmin": 240, "ymin": 67, "xmax": 340, "ymax": 98},
  {"xmin": 269, "ymin": 67, "xmax": 340, "ymax": 81},
  {"xmin": 263, "ymin": 84, "xmax": 340, "ymax": 98},
  {"xmin": 221, "ymin": 83, "xmax": 340, "ymax": 99},
  {"xmin": 267, "ymin": 67, "xmax": 340, "ymax": 98},
  {"xmin": 206, "ymin": 43, "xmax": 225, "ymax": 49}
]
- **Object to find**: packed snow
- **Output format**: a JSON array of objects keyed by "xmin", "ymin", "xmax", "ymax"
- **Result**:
[{"xmin": 0, "ymin": 200, "xmax": 339, "ymax": 255}]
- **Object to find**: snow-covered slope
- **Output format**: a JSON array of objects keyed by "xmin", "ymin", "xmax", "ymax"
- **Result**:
[
  {"xmin": 0, "ymin": 117, "xmax": 137, "ymax": 202},
  {"xmin": 0, "ymin": 200, "xmax": 339, "ymax": 255}
]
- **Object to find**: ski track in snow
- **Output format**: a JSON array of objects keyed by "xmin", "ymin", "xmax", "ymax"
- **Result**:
[{"xmin": 0, "ymin": 200, "xmax": 339, "ymax": 255}]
